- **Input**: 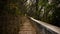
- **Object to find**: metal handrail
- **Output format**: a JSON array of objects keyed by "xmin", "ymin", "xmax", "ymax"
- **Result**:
[{"xmin": 29, "ymin": 17, "xmax": 60, "ymax": 34}]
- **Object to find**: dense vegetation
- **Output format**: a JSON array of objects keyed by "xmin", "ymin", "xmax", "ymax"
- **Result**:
[
  {"xmin": 26, "ymin": 0, "xmax": 60, "ymax": 27},
  {"xmin": 0, "ymin": 0, "xmax": 27, "ymax": 34},
  {"xmin": 0, "ymin": 0, "xmax": 60, "ymax": 34}
]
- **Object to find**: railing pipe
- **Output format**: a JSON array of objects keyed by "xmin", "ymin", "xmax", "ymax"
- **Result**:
[{"xmin": 29, "ymin": 17, "xmax": 60, "ymax": 34}]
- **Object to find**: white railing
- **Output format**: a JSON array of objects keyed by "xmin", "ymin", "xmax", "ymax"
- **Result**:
[{"xmin": 29, "ymin": 17, "xmax": 60, "ymax": 34}]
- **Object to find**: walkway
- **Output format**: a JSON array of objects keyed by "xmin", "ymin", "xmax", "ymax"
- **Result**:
[{"xmin": 19, "ymin": 16, "xmax": 37, "ymax": 34}]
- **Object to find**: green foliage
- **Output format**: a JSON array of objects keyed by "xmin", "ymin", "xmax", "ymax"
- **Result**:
[
  {"xmin": 1, "ymin": 0, "xmax": 60, "ymax": 24},
  {"xmin": 0, "ymin": 0, "xmax": 27, "ymax": 16},
  {"xmin": 29, "ymin": 0, "xmax": 59, "ymax": 24}
]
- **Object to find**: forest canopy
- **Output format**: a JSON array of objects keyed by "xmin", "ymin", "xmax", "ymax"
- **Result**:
[{"xmin": 0, "ymin": 0, "xmax": 60, "ymax": 27}]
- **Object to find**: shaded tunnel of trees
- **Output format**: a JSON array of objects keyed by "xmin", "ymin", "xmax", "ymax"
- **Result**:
[{"xmin": 0, "ymin": 0, "xmax": 60, "ymax": 34}]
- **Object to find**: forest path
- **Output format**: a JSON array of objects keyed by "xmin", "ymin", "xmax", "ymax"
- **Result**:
[{"xmin": 19, "ymin": 16, "xmax": 37, "ymax": 34}]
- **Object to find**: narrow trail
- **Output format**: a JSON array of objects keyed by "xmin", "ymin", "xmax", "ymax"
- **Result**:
[{"xmin": 19, "ymin": 16, "xmax": 37, "ymax": 34}]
